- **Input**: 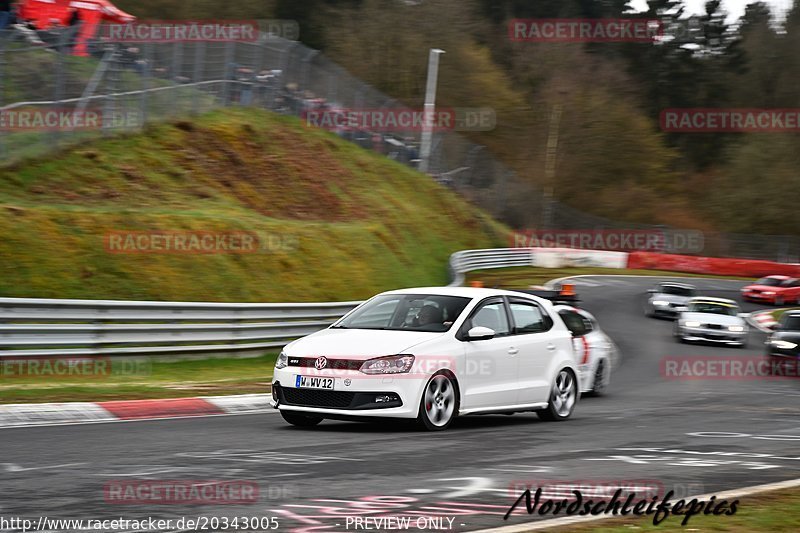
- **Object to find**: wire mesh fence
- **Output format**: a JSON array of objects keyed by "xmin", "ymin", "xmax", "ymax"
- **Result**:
[{"xmin": 0, "ymin": 25, "xmax": 797, "ymax": 262}]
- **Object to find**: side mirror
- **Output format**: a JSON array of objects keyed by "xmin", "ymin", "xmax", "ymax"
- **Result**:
[{"xmin": 467, "ymin": 326, "xmax": 496, "ymax": 341}]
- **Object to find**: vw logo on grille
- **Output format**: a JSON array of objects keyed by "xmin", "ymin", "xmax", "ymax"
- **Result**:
[{"xmin": 315, "ymin": 356, "xmax": 328, "ymax": 370}]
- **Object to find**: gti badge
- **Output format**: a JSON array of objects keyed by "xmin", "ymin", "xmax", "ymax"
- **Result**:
[{"xmin": 315, "ymin": 356, "xmax": 328, "ymax": 370}]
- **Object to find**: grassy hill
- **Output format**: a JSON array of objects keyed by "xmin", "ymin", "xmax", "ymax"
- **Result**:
[{"xmin": 0, "ymin": 108, "xmax": 507, "ymax": 302}]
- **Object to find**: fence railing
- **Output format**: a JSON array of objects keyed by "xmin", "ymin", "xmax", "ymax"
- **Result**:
[
  {"xmin": 448, "ymin": 248, "xmax": 536, "ymax": 287},
  {"xmin": 0, "ymin": 26, "xmax": 797, "ymax": 262},
  {"xmin": 0, "ymin": 298, "xmax": 361, "ymax": 358}
]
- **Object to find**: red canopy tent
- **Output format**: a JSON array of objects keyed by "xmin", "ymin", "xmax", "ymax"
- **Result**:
[{"xmin": 16, "ymin": 0, "xmax": 135, "ymax": 56}]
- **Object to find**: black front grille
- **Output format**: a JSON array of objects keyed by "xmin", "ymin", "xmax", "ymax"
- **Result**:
[
  {"xmin": 705, "ymin": 324, "xmax": 723, "ymax": 330},
  {"xmin": 274, "ymin": 384, "xmax": 403, "ymax": 410},
  {"xmin": 288, "ymin": 357, "xmax": 362, "ymax": 370},
  {"xmin": 281, "ymin": 388, "xmax": 356, "ymax": 408}
]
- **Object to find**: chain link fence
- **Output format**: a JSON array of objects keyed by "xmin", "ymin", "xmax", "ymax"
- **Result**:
[{"xmin": 0, "ymin": 25, "xmax": 797, "ymax": 263}]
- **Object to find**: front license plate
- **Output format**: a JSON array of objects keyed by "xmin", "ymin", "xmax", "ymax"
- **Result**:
[{"xmin": 295, "ymin": 375, "xmax": 335, "ymax": 390}]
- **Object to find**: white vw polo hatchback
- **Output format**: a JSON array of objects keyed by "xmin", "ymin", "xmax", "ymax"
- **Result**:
[{"xmin": 271, "ymin": 287, "xmax": 580, "ymax": 431}]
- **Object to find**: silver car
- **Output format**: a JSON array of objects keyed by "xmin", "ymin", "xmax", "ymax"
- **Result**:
[
  {"xmin": 646, "ymin": 282, "xmax": 696, "ymax": 319},
  {"xmin": 674, "ymin": 297, "xmax": 749, "ymax": 348}
]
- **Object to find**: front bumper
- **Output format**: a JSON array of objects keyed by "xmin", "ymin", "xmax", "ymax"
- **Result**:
[
  {"xmin": 271, "ymin": 367, "xmax": 424, "ymax": 419},
  {"xmin": 677, "ymin": 326, "xmax": 747, "ymax": 345},
  {"xmin": 742, "ymin": 292, "xmax": 776, "ymax": 303},
  {"xmin": 652, "ymin": 304, "xmax": 685, "ymax": 317},
  {"xmin": 766, "ymin": 345, "xmax": 800, "ymax": 359}
]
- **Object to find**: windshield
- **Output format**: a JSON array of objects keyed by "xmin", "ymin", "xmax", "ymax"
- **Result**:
[
  {"xmin": 333, "ymin": 294, "xmax": 471, "ymax": 332},
  {"xmin": 781, "ymin": 316, "xmax": 800, "ymax": 331},
  {"xmin": 688, "ymin": 302, "xmax": 737, "ymax": 316},
  {"xmin": 661, "ymin": 285, "xmax": 694, "ymax": 297},
  {"xmin": 755, "ymin": 277, "xmax": 784, "ymax": 286}
]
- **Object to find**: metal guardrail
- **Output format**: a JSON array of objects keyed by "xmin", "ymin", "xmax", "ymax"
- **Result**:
[
  {"xmin": 0, "ymin": 248, "xmax": 532, "ymax": 359},
  {"xmin": 448, "ymin": 248, "xmax": 535, "ymax": 287},
  {"xmin": 0, "ymin": 298, "xmax": 361, "ymax": 358}
]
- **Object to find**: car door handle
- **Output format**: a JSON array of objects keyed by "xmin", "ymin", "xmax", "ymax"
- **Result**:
[
  {"xmin": 508, "ymin": 347, "xmax": 519, "ymax": 355},
  {"xmin": 547, "ymin": 344, "xmax": 556, "ymax": 352}
]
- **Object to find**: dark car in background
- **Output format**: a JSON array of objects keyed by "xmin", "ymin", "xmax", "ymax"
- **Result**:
[{"xmin": 766, "ymin": 310, "xmax": 800, "ymax": 363}]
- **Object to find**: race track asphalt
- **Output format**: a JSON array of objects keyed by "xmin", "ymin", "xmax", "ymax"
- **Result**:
[{"xmin": 3, "ymin": 276, "xmax": 799, "ymax": 533}]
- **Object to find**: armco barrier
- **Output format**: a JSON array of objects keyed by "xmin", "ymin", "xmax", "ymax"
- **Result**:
[
  {"xmin": 627, "ymin": 252, "xmax": 800, "ymax": 278},
  {"xmin": 0, "ymin": 298, "xmax": 360, "ymax": 359},
  {"xmin": 0, "ymin": 248, "xmax": 568, "ymax": 359},
  {"xmin": 448, "ymin": 248, "xmax": 630, "ymax": 286}
]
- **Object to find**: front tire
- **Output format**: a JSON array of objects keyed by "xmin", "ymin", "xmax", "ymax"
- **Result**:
[
  {"xmin": 538, "ymin": 369, "xmax": 578, "ymax": 421},
  {"xmin": 280, "ymin": 411, "xmax": 323, "ymax": 427},
  {"xmin": 417, "ymin": 373, "xmax": 459, "ymax": 431}
]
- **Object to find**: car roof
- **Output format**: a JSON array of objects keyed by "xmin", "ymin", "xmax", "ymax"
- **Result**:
[
  {"xmin": 688, "ymin": 296, "xmax": 738, "ymax": 305},
  {"xmin": 761, "ymin": 275, "xmax": 791, "ymax": 280},
  {"xmin": 658, "ymin": 282, "xmax": 696, "ymax": 289},
  {"xmin": 382, "ymin": 286, "xmax": 544, "ymax": 300},
  {"xmin": 784, "ymin": 310, "xmax": 800, "ymax": 317}
]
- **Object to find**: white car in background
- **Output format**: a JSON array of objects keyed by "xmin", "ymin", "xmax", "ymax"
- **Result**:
[
  {"xmin": 271, "ymin": 287, "xmax": 580, "ymax": 431},
  {"xmin": 674, "ymin": 297, "xmax": 749, "ymax": 348},
  {"xmin": 645, "ymin": 282, "xmax": 697, "ymax": 319},
  {"xmin": 554, "ymin": 305, "xmax": 618, "ymax": 396}
]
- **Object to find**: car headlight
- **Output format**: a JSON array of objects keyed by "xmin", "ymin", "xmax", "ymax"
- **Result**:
[
  {"xmin": 771, "ymin": 340, "xmax": 798, "ymax": 350},
  {"xmin": 275, "ymin": 351, "xmax": 288, "ymax": 369},
  {"xmin": 359, "ymin": 355, "xmax": 415, "ymax": 375},
  {"xmin": 652, "ymin": 300, "xmax": 669, "ymax": 306},
  {"xmin": 728, "ymin": 325, "xmax": 745, "ymax": 332},
  {"xmin": 684, "ymin": 321, "xmax": 701, "ymax": 328},
  {"xmin": 764, "ymin": 291, "xmax": 775, "ymax": 295}
]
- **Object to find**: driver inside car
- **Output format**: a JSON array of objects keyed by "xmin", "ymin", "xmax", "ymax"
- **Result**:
[{"xmin": 414, "ymin": 304, "xmax": 443, "ymax": 328}]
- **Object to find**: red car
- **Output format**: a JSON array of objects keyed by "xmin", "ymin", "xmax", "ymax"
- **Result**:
[{"xmin": 741, "ymin": 275, "xmax": 800, "ymax": 306}]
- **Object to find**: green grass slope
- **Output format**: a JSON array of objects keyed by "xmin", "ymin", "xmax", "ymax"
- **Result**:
[{"xmin": 0, "ymin": 108, "xmax": 507, "ymax": 302}]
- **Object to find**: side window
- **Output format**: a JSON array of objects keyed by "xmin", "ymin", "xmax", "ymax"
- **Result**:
[
  {"xmin": 559, "ymin": 310, "xmax": 587, "ymax": 336},
  {"xmin": 470, "ymin": 301, "xmax": 510, "ymax": 336},
  {"xmin": 509, "ymin": 301, "xmax": 551, "ymax": 334}
]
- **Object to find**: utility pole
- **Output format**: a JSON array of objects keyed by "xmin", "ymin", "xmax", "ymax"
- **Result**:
[
  {"xmin": 419, "ymin": 48, "xmax": 445, "ymax": 174},
  {"xmin": 542, "ymin": 103, "xmax": 563, "ymax": 228}
]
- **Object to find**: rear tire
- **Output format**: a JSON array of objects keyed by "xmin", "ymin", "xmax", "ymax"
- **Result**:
[
  {"xmin": 280, "ymin": 411, "xmax": 323, "ymax": 427},
  {"xmin": 537, "ymin": 369, "xmax": 578, "ymax": 421},
  {"xmin": 417, "ymin": 372, "xmax": 459, "ymax": 431}
]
